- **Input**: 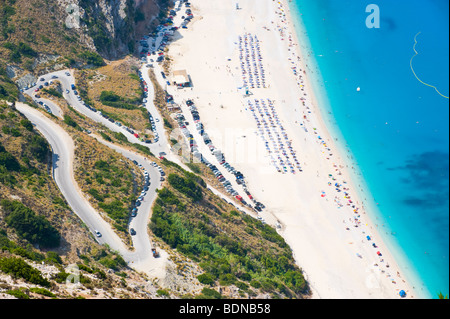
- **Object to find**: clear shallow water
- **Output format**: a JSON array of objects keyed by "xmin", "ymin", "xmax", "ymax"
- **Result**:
[{"xmin": 288, "ymin": 0, "xmax": 449, "ymax": 298}]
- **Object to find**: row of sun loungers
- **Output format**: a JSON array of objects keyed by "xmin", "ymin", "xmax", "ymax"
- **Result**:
[{"xmin": 248, "ymin": 99, "xmax": 303, "ymax": 174}]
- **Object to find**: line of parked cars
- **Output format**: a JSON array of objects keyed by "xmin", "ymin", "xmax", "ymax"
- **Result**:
[
  {"xmin": 148, "ymin": 112, "xmax": 159, "ymax": 143},
  {"xmin": 137, "ymin": 70, "xmax": 159, "ymax": 144},
  {"xmin": 181, "ymin": 99, "xmax": 267, "ymax": 213},
  {"xmin": 34, "ymin": 100, "xmax": 53, "ymax": 115},
  {"xmin": 176, "ymin": 100, "xmax": 245, "ymax": 199},
  {"xmin": 129, "ymin": 160, "xmax": 151, "ymax": 220},
  {"xmin": 153, "ymin": 161, "xmax": 166, "ymax": 181}
]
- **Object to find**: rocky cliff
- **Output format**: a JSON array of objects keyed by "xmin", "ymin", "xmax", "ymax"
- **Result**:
[
  {"xmin": 0, "ymin": 0, "xmax": 172, "ymax": 91},
  {"xmin": 59, "ymin": 0, "xmax": 172, "ymax": 59}
]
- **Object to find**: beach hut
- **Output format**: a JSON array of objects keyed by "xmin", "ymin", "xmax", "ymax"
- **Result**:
[{"xmin": 173, "ymin": 69, "xmax": 191, "ymax": 88}]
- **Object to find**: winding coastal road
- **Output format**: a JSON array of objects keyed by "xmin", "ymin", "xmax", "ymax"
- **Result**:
[
  {"xmin": 16, "ymin": 0, "xmax": 257, "ymax": 277},
  {"xmin": 20, "ymin": 59, "xmax": 216, "ymax": 277},
  {"xmin": 15, "ymin": 101, "xmax": 168, "ymax": 276},
  {"xmin": 15, "ymin": 103, "xmax": 128, "ymax": 251},
  {"xmin": 20, "ymin": 65, "xmax": 256, "ymax": 277},
  {"xmin": 25, "ymin": 69, "xmax": 171, "ymax": 160},
  {"xmin": 92, "ymin": 135, "xmax": 167, "ymax": 275}
]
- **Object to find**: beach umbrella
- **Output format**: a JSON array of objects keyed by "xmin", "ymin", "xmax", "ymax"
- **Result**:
[{"xmin": 399, "ymin": 290, "xmax": 407, "ymax": 298}]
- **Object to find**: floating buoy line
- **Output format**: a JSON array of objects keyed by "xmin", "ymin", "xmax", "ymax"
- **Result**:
[{"xmin": 410, "ymin": 32, "xmax": 449, "ymax": 100}]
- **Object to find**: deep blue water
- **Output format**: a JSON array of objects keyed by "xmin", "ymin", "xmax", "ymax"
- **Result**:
[{"xmin": 288, "ymin": 0, "xmax": 449, "ymax": 298}]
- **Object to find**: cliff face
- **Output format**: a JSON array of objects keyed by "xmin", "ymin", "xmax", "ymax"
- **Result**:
[
  {"xmin": 0, "ymin": 0, "xmax": 171, "ymax": 69},
  {"xmin": 0, "ymin": 0, "xmax": 171, "ymax": 89},
  {"xmin": 77, "ymin": 0, "xmax": 173, "ymax": 59},
  {"xmin": 77, "ymin": 0, "xmax": 135, "ymax": 59},
  {"xmin": 72, "ymin": 0, "xmax": 169, "ymax": 60},
  {"xmin": 133, "ymin": 0, "xmax": 172, "ymax": 39}
]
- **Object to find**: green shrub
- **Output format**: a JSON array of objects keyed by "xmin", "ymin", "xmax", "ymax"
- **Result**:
[
  {"xmin": 52, "ymin": 271, "xmax": 69, "ymax": 283},
  {"xmin": 197, "ymin": 273, "xmax": 215, "ymax": 286},
  {"xmin": 77, "ymin": 264, "xmax": 93, "ymax": 273},
  {"xmin": 156, "ymin": 289, "xmax": 170, "ymax": 297},
  {"xmin": 99, "ymin": 91, "xmax": 138, "ymax": 110},
  {"xmin": 94, "ymin": 160, "xmax": 109, "ymax": 170},
  {"xmin": 20, "ymin": 119, "xmax": 33, "ymax": 131},
  {"xmin": 219, "ymin": 273, "xmax": 237, "ymax": 286},
  {"xmin": 185, "ymin": 163, "xmax": 201, "ymax": 174},
  {"xmin": 10, "ymin": 246, "xmax": 44, "ymax": 262},
  {"xmin": 163, "ymin": 118, "xmax": 172, "ymax": 129},
  {"xmin": 0, "ymin": 148, "xmax": 20, "ymax": 171},
  {"xmin": 250, "ymin": 280, "xmax": 261, "ymax": 289},
  {"xmin": 26, "ymin": 135, "xmax": 49, "ymax": 163},
  {"xmin": 78, "ymin": 51, "xmax": 105, "ymax": 67},
  {"xmin": 113, "ymin": 132, "xmax": 128, "ymax": 142},
  {"xmin": 97, "ymin": 251, "xmax": 126, "ymax": 271},
  {"xmin": 0, "ymin": 200, "xmax": 61, "ymax": 248},
  {"xmin": 42, "ymin": 88, "xmax": 62, "ymax": 98},
  {"xmin": 99, "ymin": 131, "xmax": 112, "ymax": 142},
  {"xmin": 63, "ymin": 115, "xmax": 79, "ymax": 129},
  {"xmin": 168, "ymin": 174, "xmax": 203, "ymax": 202},
  {"xmin": 46, "ymin": 251, "xmax": 62, "ymax": 265},
  {"xmin": 132, "ymin": 143, "xmax": 153, "ymax": 156},
  {"xmin": 0, "ymin": 256, "xmax": 50, "ymax": 287},
  {"xmin": 100, "ymin": 91, "xmax": 120, "ymax": 103},
  {"xmin": 198, "ymin": 288, "xmax": 222, "ymax": 299},
  {"xmin": 17, "ymin": 42, "xmax": 37, "ymax": 58},
  {"xmin": 88, "ymin": 188, "xmax": 104, "ymax": 202},
  {"xmin": 236, "ymin": 281, "xmax": 249, "ymax": 291},
  {"xmin": 0, "ymin": 164, "xmax": 17, "ymax": 185},
  {"xmin": 98, "ymin": 200, "xmax": 127, "ymax": 224},
  {"xmin": 6, "ymin": 289, "xmax": 29, "ymax": 299},
  {"xmin": 29, "ymin": 287, "xmax": 55, "ymax": 298}
]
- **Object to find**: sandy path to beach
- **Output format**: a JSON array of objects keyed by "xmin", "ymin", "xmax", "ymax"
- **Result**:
[{"xmin": 166, "ymin": 0, "xmax": 417, "ymax": 299}]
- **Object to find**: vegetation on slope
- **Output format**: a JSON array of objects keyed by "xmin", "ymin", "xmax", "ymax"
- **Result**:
[
  {"xmin": 74, "ymin": 58, "xmax": 151, "ymax": 135},
  {"xmin": 0, "ymin": 63, "xmax": 18, "ymax": 102},
  {"xmin": 0, "ymin": 256, "xmax": 50, "ymax": 287},
  {"xmin": 150, "ymin": 162, "xmax": 310, "ymax": 299},
  {"xmin": 28, "ymin": 92, "xmax": 144, "ymax": 241},
  {"xmin": 0, "ymin": 101, "xmax": 147, "ymax": 299},
  {"xmin": 0, "ymin": 0, "xmax": 99, "ymax": 73},
  {"xmin": 74, "ymin": 137, "xmax": 143, "ymax": 237},
  {"xmin": 1, "ymin": 199, "xmax": 61, "ymax": 248}
]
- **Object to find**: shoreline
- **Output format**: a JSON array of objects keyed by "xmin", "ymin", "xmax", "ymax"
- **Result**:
[
  {"xmin": 272, "ymin": 0, "xmax": 423, "ymax": 299},
  {"xmin": 283, "ymin": 0, "xmax": 431, "ymax": 298},
  {"xmin": 167, "ymin": 0, "xmax": 419, "ymax": 299}
]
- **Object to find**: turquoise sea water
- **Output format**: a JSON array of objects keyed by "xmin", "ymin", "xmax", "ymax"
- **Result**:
[{"xmin": 288, "ymin": 0, "xmax": 449, "ymax": 298}]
